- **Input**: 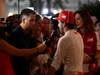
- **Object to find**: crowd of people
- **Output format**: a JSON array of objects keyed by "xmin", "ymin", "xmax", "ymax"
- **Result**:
[{"xmin": 0, "ymin": 0, "xmax": 100, "ymax": 75}]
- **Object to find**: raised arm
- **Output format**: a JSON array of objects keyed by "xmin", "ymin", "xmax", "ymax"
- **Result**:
[{"xmin": 0, "ymin": 39, "xmax": 46, "ymax": 56}]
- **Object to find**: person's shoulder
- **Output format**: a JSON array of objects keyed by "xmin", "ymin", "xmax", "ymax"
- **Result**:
[
  {"xmin": 58, "ymin": 35, "xmax": 69, "ymax": 44},
  {"xmin": 11, "ymin": 26, "xmax": 23, "ymax": 36},
  {"xmin": 57, "ymin": 36, "xmax": 64, "ymax": 43}
]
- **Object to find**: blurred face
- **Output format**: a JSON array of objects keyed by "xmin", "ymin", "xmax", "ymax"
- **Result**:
[
  {"xmin": 41, "ymin": 18, "xmax": 50, "ymax": 33},
  {"xmin": 23, "ymin": 14, "xmax": 36, "ymax": 31},
  {"xmin": 32, "ymin": 19, "xmax": 42, "ymax": 37},
  {"xmin": 58, "ymin": 21, "xmax": 65, "ymax": 34},
  {"xmin": 37, "ymin": 19, "xmax": 42, "ymax": 27},
  {"xmin": 75, "ymin": 13, "xmax": 84, "ymax": 28}
]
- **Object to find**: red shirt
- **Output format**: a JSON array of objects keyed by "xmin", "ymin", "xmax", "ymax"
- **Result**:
[
  {"xmin": 80, "ymin": 32, "xmax": 100, "ymax": 72},
  {"xmin": 81, "ymin": 32, "xmax": 97, "ymax": 56},
  {"xmin": 0, "ymin": 53, "xmax": 14, "ymax": 75}
]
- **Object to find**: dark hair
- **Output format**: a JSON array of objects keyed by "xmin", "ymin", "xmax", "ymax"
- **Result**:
[
  {"xmin": 51, "ymin": 19, "xmax": 59, "ymax": 30},
  {"xmin": 6, "ymin": 14, "xmax": 20, "ymax": 27},
  {"xmin": 35, "ymin": 14, "xmax": 41, "ymax": 22},
  {"xmin": 65, "ymin": 23, "xmax": 75, "ymax": 29},
  {"xmin": 74, "ymin": 10, "xmax": 95, "ymax": 33},
  {"xmin": 20, "ymin": 8, "xmax": 36, "ymax": 19}
]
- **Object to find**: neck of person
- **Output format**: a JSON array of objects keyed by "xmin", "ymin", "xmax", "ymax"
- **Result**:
[
  {"xmin": 64, "ymin": 27, "xmax": 70, "ymax": 33},
  {"xmin": 79, "ymin": 27, "xmax": 85, "ymax": 34},
  {"xmin": 20, "ymin": 23, "xmax": 31, "ymax": 34},
  {"xmin": 20, "ymin": 23, "xmax": 27, "ymax": 31}
]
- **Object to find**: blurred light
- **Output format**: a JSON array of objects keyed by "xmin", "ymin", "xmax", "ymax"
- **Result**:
[
  {"xmin": 8, "ymin": 12, "xmax": 13, "ymax": 16},
  {"xmin": 99, "ymin": 0, "xmax": 100, "ymax": 1},
  {"xmin": 52, "ymin": 10, "xmax": 58, "ymax": 14},
  {"xmin": 26, "ymin": 7, "xmax": 34, "ymax": 10},
  {"xmin": 42, "ymin": 8, "xmax": 49, "ymax": 14},
  {"xmin": 45, "ymin": 16, "xmax": 52, "ymax": 19}
]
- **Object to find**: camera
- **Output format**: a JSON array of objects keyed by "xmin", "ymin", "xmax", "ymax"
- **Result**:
[{"xmin": 45, "ymin": 30, "xmax": 59, "ymax": 47}]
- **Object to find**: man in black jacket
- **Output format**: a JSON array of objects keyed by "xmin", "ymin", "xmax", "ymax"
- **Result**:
[{"xmin": 6, "ymin": 8, "xmax": 39, "ymax": 75}]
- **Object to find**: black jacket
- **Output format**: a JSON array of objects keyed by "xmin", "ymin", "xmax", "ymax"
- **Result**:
[{"xmin": 6, "ymin": 26, "xmax": 38, "ymax": 75}]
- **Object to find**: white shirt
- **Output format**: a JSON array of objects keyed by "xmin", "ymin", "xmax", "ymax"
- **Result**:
[
  {"xmin": 51, "ymin": 29, "xmax": 84, "ymax": 75},
  {"xmin": 95, "ymin": 32, "xmax": 100, "ymax": 66}
]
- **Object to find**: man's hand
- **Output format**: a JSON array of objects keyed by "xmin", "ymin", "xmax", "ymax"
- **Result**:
[
  {"xmin": 37, "ymin": 54, "xmax": 50, "ymax": 65},
  {"xmin": 84, "ymin": 53, "xmax": 92, "ymax": 64},
  {"xmin": 36, "ymin": 43, "xmax": 47, "ymax": 52}
]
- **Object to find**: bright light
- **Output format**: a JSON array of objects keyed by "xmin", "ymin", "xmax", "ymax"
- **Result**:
[
  {"xmin": 99, "ymin": 0, "xmax": 100, "ymax": 1},
  {"xmin": 45, "ymin": 16, "xmax": 52, "ymax": 19},
  {"xmin": 26, "ymin": 7, "xmax": 34, "ymax": 11},
  {"xmin": 52, "ymin": 10, "xmax": 58, "ymax": 14},
  {"xmin": 42, "ymin": 8, "xmax": 49, "ymax": 14},
  {"xmin": 8, "ymin": 12, "xmax": 13, "ymax": 16}
]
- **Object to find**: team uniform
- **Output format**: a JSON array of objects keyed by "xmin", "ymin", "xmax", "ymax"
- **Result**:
[
  {"xmin": 80, "ymin": 31, "xmax": 100, "ymax": 75},
  {"xmin": 51, "ymin": 29, "xmax": 84, "ymax": 75}
]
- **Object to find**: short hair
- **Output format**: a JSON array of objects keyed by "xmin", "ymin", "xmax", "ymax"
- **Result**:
[
  {"xmin": 65, "ymin": 23, "xmax": 75, "ymax": 29},
  {"xmin": 20, "ymin": 8, "xmax": 36, "ymax": 19}
]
